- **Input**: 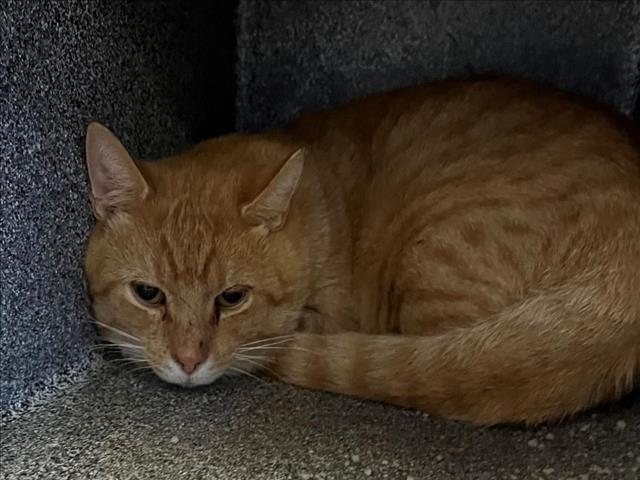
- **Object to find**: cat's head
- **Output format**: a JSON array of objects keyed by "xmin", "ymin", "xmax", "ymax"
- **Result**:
[{"xmin": 84, "ymin": 123, "xmax": 320, "ymax": 387}]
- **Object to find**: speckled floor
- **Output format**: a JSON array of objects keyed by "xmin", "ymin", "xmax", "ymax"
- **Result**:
[{"xmin": 1, "ymin": 361, "xmax": 638, "ymax": 480}]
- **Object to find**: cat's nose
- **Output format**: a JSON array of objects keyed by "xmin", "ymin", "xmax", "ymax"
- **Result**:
[{"xmin": 173, "ymin": 351, "xmax": 206, "ymax": 375}]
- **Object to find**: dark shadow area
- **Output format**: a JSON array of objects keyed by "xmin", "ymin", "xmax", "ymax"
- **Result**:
[{"xmin": 180, "ymin": 0, "xmax": 238, "ymax": 141}]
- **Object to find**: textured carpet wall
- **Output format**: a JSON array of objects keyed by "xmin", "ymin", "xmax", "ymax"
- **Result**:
[
  {"xmin": 0, "ymin": 0, "xmax": 236, "ymax": 414},
  {"xmin": 236, "ymin": 0, "xmax": 640, "ymax": 132}
]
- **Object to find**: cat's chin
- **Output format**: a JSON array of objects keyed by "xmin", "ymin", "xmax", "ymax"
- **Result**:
[
  {"xmin": 174, "ymin": 375, "xmax": 223, "ymax": 389},
  {"xmin": 152, "ymin": 358, "xmax": 226, "ymax": 388}
]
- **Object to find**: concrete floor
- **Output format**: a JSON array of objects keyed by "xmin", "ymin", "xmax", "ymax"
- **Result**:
[{"xmin": 1, "ymin": 362, "xmax": 638, "ymax": 480}]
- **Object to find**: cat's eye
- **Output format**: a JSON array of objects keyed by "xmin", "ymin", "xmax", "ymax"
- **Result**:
[
  {"xmin": 131, "ymin": 282, "xmax": 165, "ymax": 306},
  {"xmin": 215, "ymin": 286, "xmax": 250, "ymax": 310}
]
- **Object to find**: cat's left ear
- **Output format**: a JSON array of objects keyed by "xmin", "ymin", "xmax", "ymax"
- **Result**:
[{"xmin": 241, "ymin": 148, "xmax": 305, "ymax": 231}]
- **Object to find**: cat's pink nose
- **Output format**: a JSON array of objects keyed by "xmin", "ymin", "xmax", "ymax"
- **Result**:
[{"xmin": 173, "ymin": 352, "xmax": 205, "ymax": 375}]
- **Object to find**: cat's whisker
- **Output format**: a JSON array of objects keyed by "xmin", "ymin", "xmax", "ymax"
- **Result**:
[
  {"xmin": 93, "ymin": 323, "xmax": 138, "ymax": 342},
  {"xmin": 120, "ymin": 364, "xmax": 151, "ymax": 371},
  {"xmin": 234, "ymin": 355, "xmax": 266, "ymax": 368},
  {"xmin": 239, "ymin": 335, "xmax": 296, "ymax": 348},
  {"xmin": 103, "ymin": 356, "xmax": 130, "ymax": 363},
  {"xmin": 126, "ymin": 367, "xmax": 156, "ymax": 380},
  {"xmin": 93, "ymin": 320, "xmax": 141, "ymax": 343},
  {"xmin": 238, "ymin": 346, "xmax": 317, "ymax": 355},
  {"xmin": 236, "ymin": 338, "xmax": 299, "ymax": 352},
  {"xmin": 119, "ymin": 344, "xmax": 144, "ymax": 350},
  {"xmin": 129, "ymin": 365, "xmax": 154, "ymax": 373},
  {"xmin": 81, "ymin": 317, "xmax": 100, "ymax": 326},
  {"xmin": 226, "ymin": 366, "xmax": 267, "ymax": 384},
  {"xmin": 95, "ymin": 351, "xmax": 145, "ymax": 363},
  {"xmin": 234, "ymin": 355, "xmax": 283, "ymax": 381},
  {"xmin": 88, "ymin": 342, "xmax": 121, "ymax": 348},
  {"xmin": 88, "ymin": 342, "xmax": 144, "ymax": 352},
  {"xmin": 103, "ymin": 355, "xmax": 149, "ymax": 364},
  {"xmin": 87, "ymin": 344, "xmax": 118, "ymax": 352},
  {"xmin": 233, "ymin": 353, "xmax": 271, "ymax": 362},
  {"xmin": 236, "ymin": 342, "xmax": 295, "ymax": 353}
]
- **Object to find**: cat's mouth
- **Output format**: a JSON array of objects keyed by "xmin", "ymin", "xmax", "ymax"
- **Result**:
[{"xmin": 152, "ymin": 357, "xmax": 227, "ymax": 387}]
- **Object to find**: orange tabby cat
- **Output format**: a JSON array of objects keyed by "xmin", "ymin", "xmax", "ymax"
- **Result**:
[{"xmin": 84, "ymin": 77, "xmax": 640, "ymax": 424}]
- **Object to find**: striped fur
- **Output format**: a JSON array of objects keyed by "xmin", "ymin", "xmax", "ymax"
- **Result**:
[{"xmin": 85, "ymin": 77, "xmax": 640, "ymax": 424}]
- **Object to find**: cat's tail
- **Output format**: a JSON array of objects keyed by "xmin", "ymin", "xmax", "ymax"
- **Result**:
[{"xmin": 271, "ymin": 286, "xmax": 640, "ymax": 424}]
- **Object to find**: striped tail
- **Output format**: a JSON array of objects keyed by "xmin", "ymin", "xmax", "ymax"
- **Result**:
[{"xmin": 271, "ymin": 288, "xmax": 639, "ymax": 424}]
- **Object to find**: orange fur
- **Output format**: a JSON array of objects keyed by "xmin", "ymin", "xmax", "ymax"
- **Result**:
[{"xmin": 85, "ymin": 77, "xmax": 640, "ymax": 424}]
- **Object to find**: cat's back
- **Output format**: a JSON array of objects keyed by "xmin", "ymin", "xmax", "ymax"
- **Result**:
[
  {"xmin": 292, "ymin": 76, "xmax": 639, "ymax": 172},
  {"xmin": 289, "ymin": 77, "xmax": 640, "ymax": 330},
  {"xmin": 290, "ymin": 77, "xmax": 640, "ymax": 208}
]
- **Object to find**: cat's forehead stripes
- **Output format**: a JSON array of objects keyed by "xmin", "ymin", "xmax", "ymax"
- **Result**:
[{"xmin": 155, "ymin": 196, "xmax": 225, "ymax": 285}]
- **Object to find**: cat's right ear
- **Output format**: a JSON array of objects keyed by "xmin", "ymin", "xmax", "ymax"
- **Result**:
[{"xmin": 85, "ymin": 122, "xmax": 149, "ymax": 220}]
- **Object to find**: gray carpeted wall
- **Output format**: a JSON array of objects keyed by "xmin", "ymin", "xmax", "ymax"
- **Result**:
[
  {"xmin": 2, "ymin": 0, "xmax": 639, "ymax": 415},
  {"xmin": 236, "ymin": 0, "xmax": 640, "ymax": 131},
  {"xmin": 1, "ymin": 0, "xmax": 236, "ymax": 413}
]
